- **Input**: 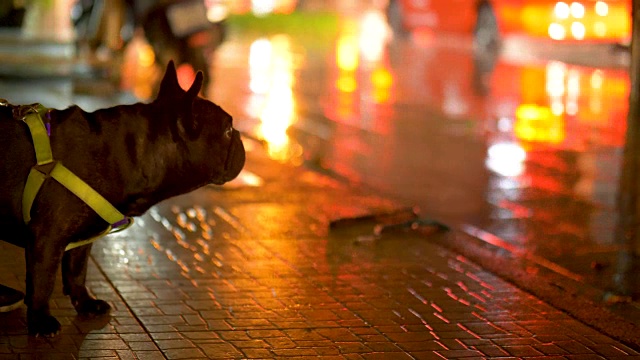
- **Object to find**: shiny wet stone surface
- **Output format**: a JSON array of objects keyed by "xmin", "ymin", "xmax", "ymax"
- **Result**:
[{"xmin": 1, "ymin": 140, "xmax": 639, "ymax": 358}]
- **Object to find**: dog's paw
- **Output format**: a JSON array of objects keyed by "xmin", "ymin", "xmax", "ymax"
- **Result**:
[
  {"xmin": 74, "ymin": 298, "xmax": 111, "ymax": 316},
  {"xmin": 28, "ymin": 312, "xmax": 61, "ymax": 337}
]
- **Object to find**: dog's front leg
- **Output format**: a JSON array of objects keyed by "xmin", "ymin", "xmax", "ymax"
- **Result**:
[
  {"xmin": 24, "ymin": 231, "xmax": 65, "ymax": 337},
  {"xmin": 62, "ymin": 244, "xmax": 111, "ymax": 316}
]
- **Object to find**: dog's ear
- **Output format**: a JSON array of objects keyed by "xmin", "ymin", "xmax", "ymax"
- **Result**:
[
  {"xmin": 186, "ymin": 71, "xmax": 204, "ymax": 100},
  {"xmin": 157, "ymin": 60, "xmax": 180, "ymax": 99},
  {"xmin": 178, "ymin": 71, "xmax": 205, "ymax": 138}
]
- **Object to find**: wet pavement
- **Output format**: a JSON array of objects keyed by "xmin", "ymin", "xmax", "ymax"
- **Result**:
[
  {"xmin": 207, "ymin": 2, "xmax": 640, "ymax": 337},
  {"xmin": 1, "ymin": 1, "xmax": 640, "ymax": 358},
  {"xmin": 1, "ymin": 137, "xmax": 640, "ymax": 358}
]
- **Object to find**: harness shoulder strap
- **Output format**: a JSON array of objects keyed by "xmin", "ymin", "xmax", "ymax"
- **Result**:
[{"xmin": 20, "ymin": 106, "xmax": 133, "ymax": 251}]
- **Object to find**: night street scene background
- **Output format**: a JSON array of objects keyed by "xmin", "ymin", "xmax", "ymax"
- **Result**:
[{"xmin": 1, "ymin": 0, "xmax": 640, "ymax": 358}]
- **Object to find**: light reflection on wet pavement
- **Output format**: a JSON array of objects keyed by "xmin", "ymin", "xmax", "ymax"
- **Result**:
[
  {"xmin": 208, "ymin": 7, "xmax": 639, "ymax": 304},
  {"xmin": 82, "ymin": 139, "xmax": 639, "ymax": 357}
]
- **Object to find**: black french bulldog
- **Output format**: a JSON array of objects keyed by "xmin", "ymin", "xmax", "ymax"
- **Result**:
[{"xmin": 0, "ymin": 61, "xmax": 245, "ymax": 337}]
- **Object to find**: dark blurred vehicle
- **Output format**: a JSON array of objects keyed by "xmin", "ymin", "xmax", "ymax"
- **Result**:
[
  {"xmin": 0, "ymin": 1, "xmax": 25, "ymax": 28},
  {"xmin": 141, "ymin": 0, "xmax": 228, "ymax": 92},
  {"xmin": 385, "ymin": 0, "xmax": 631, "ymax": 52},
  {"xmin": 72, "ymin": 0, "xmax": 228, "ymax": 93}
]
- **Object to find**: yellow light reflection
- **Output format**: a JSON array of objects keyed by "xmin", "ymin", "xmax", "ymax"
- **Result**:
[
  {"xmin": 514, "ymin": 104, "xmax": 565, "ymax": 144},
  {"xmin": 248, "ymin": 35, "xmax": 302, "ymax": 164},
  {"xmin": 548, "ymin": 0, "xmax": 629, "ymax": 41},
  {"xmin": 120, "ymin": 34, "xmax": 158, "ymax": 100},
  {"xmin": 594, "ymin": 21, "xmax": 607, "ymax": 37},
  {"xmin": 327, "ymin": 9, "xmax": 395, "ymax": 128},
  {"xmin": 333, "ymin": 18, "xmax": 360, "ymax": 123},
  {"xmin": 337, "ymin": 35, "xmax": 359, "ymax": 71},
  {"xmin": 371, "ymin": 67, "xmax": 393, "ymax": 104},
  {"xmin": 336, "ymin": 73, "xmax": 357, "ymax": 93}
]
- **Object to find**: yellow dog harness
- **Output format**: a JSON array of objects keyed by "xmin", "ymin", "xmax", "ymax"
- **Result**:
[{"xmin": 19, "ymin": 103, "xmax": 133, "ymax": 251}]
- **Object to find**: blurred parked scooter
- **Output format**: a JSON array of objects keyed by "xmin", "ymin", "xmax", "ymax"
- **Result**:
[
  {"xmin": 138, "ymin": 0, "xmax": 228, "ymax": 94},
  {"xmin": 71, "ymin": 0, "xmax": 228, "ymax": 95}
]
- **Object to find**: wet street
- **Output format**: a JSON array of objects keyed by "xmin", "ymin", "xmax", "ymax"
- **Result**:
[
  {"xmin": 208, "ymin": 6, "xmax": 638, "ymax": 305},
  {"xmin": 1, "ymin": 1, "xmax": 640, "ymax": 359}
]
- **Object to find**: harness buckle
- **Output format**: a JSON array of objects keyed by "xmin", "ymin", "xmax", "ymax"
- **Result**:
[
  {"xmin": 14, "ymin": 103, "xmax": 43, "ymax": 121},
  {"xmin": 33, "ymin": 161, "xmax": 57, "ymax": 178}
]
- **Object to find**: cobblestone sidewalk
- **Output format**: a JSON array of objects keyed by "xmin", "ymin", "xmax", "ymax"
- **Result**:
[{"xmin": 0, "ymin": 139, "xmax": 638, "ymax": 359}]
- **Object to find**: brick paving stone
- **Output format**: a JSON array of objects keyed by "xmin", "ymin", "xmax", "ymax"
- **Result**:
[
  {"xmin": 564, "ymin": 355, "xmax": 608, "ymax": 360},
  {"xmin": 197, "ymin": 341, "xmax": 244, "ymax": 358},
  {"xmin": 411, "ymin": 352, "xmax": 449, "ymax": 360},
  {"xmin": 437, "ymin": 338, "xmax": 471, "ymax": 350},
  {"xmin": 154, "ymin": 338, "xmax": 196, "ymax": 350},
  {"xmin": 590, "ymin": 344, "xmax": 637, "ymax": 357},
  {"xmin": 264, "ymin": 336, "xmax": 297, "ymax": 349},
  {"xmin": 241, "ymin": 348, "xmax": 273, "ymax": 358},
  {"xmin": 127, "ymin": 341, "xmax": 160, "ymax": 351},
  {"xmin": 181, "ymin": 331, "xmax": 219, "ymax": 340},
  {"xmin": 229, "ymin": 339, "xmax": 268, "ymax": 349},
  {"xmin": 503, "ymin": 344, "xmax": 546, "ymax": 357},
  {"xmin": 557, "ymin": 340, "xmax": 599, "ymax": 354},
  {"xmin": 365, "ymin": 342, "xmax": 405, "ymax": 352},
  {"xmin": 435, "ymin": 349, "xmax": 485, "ymax": 358},
  {"xmin": 271, "ymin": 347, "xmax": 318, "ymax": 356},
  {"xmin": 535, "ymin": 343, "xmax": 571, "ymax": 355},
  {"xmin": 336, "ymin": 342, "xmax": 372, "ymax": 353},
  {"xmin": 162, "ymin": 347, "xmax": 207, "ymax": 359},
  {"xmin": 315, "ymin": 346, "xmax": 343, "ymax": 355},
  {"xmin": 204, "ymin": 320, "xmax": 234, "ymax": 331},
  {"xmin": 131, "ymin": 351, "xmax": 166, "ymax": 360},
  {"xmin": 362, "ymin": 353, "xmax": 415, "ymax": 360},
  {"xmin": 397, "ymin": 340, "xmax": 447, "ymax": 352}
]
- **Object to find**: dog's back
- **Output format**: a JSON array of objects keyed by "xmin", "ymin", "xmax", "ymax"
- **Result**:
[{"xmin": 0, "ymin": 104, "xmax": 38, "ymax": 247}]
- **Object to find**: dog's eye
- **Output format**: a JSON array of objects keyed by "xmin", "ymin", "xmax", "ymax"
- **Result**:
[{"xmin": 224, "ymin": 126, "xmax": 233, "ymax": 139}]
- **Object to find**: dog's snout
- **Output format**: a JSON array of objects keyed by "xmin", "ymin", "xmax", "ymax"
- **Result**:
[{"xmin": 223, "ymin": 129, "xmax": 245, "ymax": 182}]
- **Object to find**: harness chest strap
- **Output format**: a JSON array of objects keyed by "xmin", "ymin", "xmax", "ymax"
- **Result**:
[{"xmin": 21, "ymin": 105, "xmax": 133, "ymax": 251}]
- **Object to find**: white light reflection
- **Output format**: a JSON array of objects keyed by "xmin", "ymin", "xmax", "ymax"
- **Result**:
[
  {"xmin": 207, "ymin": 2, "xmax": 229, "ymax": 22},
  {"xmin": 595, "ymin": 1, "xmax": 609, "ymax": 16},
  {"xmin": 554, "ymin": 2, "xmax": 570, "ymax": 19},
  {"xmin": 546, "ymin": 61, "xmax": 566, "ymax": 116},
  {"xmin": 570, "ymin": 21, "xmax": 586, "ymax": 39},
  {"xmin": 548, "ymin": 23, "xmax": 566, "ymax": 40},
  {"xmin": 566, "ymin": 68, "xmax": 581, "ymax": 115},
  {"xmin": 486, "ymin": 142, "xmax": 526, "ymax": 177},
  {"xmin": 497, "ymin": 117, "xmax": 512, "ymax": 132},
  {"xmin": 252, "ymin": 0, "xmax": 276, "ymax": 16},
  {"xmin": 249, "ymin": 39, "xmax": 272, "ymax": 94},
  {"xmin": 570, "ymin": 2, "xmax": 585, "ymax": 18},
  {"xmin": 589, "ymin": 69, "xmax": 603, "ymax": 114},
  {"xmin": 359, "ymin": 10, "xmax": 390, "ymax": 63}
]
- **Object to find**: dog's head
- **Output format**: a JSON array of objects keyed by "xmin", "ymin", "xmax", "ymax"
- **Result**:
[{"xmin": 154, "ymin": 61, "xmax": 245, "ymax": 186}]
